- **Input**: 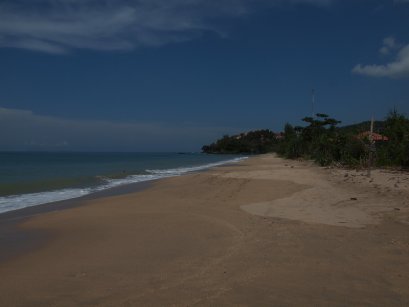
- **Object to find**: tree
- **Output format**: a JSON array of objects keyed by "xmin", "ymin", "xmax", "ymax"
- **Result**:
[
  {"xmin": 378, "ymin": 110, "xmax": 409, "ymax": 167},
  {"xmin": 202, "ymin": 130, "xmax": 279, "ymax": 154}
]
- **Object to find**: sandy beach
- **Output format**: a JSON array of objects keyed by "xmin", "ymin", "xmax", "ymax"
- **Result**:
[{"xmin": 1, "ymin": 154, "xmax": 409, "ymax": 306}]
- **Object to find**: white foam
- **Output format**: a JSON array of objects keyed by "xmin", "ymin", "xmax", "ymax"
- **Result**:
[
  {"xmin": 0, "ymin": 156, "xmax": 247, "ymax": 214},
  {"xmin": 146, "ymin": 157, "xmax": 247, "ymax": 175},
  {"xmin": 0, "ymin": 189, "xmax": 91, "ymax": 214}
]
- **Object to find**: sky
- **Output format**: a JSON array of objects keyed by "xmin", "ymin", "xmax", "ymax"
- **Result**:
[{"xmin": 0, "ymin": 0, "xmax": 408, "ymax": 151}]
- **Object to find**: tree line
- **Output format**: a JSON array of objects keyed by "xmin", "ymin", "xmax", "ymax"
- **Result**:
[{"xmin": 202, "ymin": 110, "xmax": 409, "ymax": 168}]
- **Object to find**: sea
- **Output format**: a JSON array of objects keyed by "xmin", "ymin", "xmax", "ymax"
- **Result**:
[{"xmin": 0, "ymin": 152, "xmax": 247, "ymax": 214}]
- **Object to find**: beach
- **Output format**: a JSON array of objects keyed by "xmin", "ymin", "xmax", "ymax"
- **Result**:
[{"xmin": 1, "ymin": 154, "xmax": 409, "ymax": 306}]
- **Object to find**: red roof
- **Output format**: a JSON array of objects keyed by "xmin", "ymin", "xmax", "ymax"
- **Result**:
[{"xmin": 358, "ymin": 131, "xmax": 389, "ymax": 141}]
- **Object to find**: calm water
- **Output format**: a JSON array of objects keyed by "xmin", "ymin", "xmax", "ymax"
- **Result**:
[{"xmin": 0, "ymin": 152, "xmax": 247, "ymax": 213}]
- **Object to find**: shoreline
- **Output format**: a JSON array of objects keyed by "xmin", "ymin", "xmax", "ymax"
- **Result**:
[
  {"xmin": 0, "ymin": 180, "xmax": 153, "ymax": 263},
  {"xmin": 0, "ymin": 180, "xmax": 154, "ymax": 222},
  {"xmin": 0, "ymin": 155, "xmax": 248, "ymax": 216},
  {"xmin": 1, "ymin": 154, "xmax": 408, "ymax": 306},
  {"xmin": 0, "ymin": 157, "xmax": 247, "ymax": 263}
]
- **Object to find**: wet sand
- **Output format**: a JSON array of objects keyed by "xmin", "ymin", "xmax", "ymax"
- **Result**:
[{"xmin": 0, "ymin": 154, "xmax": 408, "ymax": 306}]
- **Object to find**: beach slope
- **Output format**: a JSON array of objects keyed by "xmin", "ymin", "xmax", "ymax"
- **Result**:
[{"xmin": 1, "ymin": 154, "xmax": 409, "ymax": 306}]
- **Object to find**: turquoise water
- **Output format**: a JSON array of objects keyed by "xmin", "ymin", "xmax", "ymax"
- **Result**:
[{"xmin": 0, "ymin": 152, "xmax": 247, "ymax": 213}]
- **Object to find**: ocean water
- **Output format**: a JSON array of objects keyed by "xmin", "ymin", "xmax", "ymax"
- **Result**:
[{"xmin": 0, "ymin": 152, "xmax": 247, "ymax": 214}]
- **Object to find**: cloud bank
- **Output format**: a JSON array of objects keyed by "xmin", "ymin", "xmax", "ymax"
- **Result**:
[
  {"xmin": 0, "ymin": 107, "xmax": 242, "ymax": 151},
  {"xmin": 352, "ymin": 38, "xmax": 409, "ymax": 79},
  {"xmin": 0, "ymin": 0, "xmax": 333, "ymax": 54}
]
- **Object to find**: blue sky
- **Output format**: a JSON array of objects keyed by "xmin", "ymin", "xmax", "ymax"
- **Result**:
[{"xmin": 0, "ymin": 0, "xmax": 408, "ymax": 151}]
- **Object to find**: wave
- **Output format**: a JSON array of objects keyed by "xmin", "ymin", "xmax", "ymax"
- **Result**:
[
  {"xmin": 146, "ymin": 156, "xmax": 247, "ymax": 175},
  {"xmin": 0, "ymin": 156, "xmax": 247, "ymax": 214}
]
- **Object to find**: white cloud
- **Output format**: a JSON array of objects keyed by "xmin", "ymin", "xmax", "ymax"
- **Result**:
[
  {"xmin": 0, "ymin": 0, "xmax": 333, "ymax": 54},
  {"xmin": 379, "ymin": 36, "xmax": 400, "ymax": 55},
  {"xmin": 352, "ymin": 40, "xmax": 409, "ymax": 79},
  {"xmin": 0, "ymin": 107, "xmax": 243, "ymax": 151}
]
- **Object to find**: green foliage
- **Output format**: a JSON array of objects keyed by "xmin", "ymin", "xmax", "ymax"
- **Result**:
[
  {"xmin": 376, "ymin": 110, "xmax": 409, "ymax": 167},
  {"xmin": 202, "ymin": 130, "xmax": 278, "ymax": 154},
  {"xmin": 202, "ymin": 110, "xmax": 409, "ymax": 169},
  {"xmin": 277, "ymin": 123, "xmax": 302, "ymax": 159},
  {"xmin": 277, "ymin": 110, "xmax": 409, "ymax": 168},
  {"xmin": 277, "ymin": 114, "xmax": 345, "ymax": 166},
  {"xmin": 337, "ymin": 133, "xmax": 368, "ymax": 167}
]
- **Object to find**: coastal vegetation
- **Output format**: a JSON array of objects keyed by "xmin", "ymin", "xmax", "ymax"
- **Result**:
[
  {"xmin": 202, "ymin": 110, "xmax": 409, "ymax": 169},
  {"xmin": 202, "ymin": 130, "xmax": 278, "ymax": 154}
]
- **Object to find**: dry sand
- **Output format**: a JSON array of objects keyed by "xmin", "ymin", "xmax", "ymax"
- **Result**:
[{"xmin": 0, "ymin": 154, "xmax": 409, "ymax": 306}]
